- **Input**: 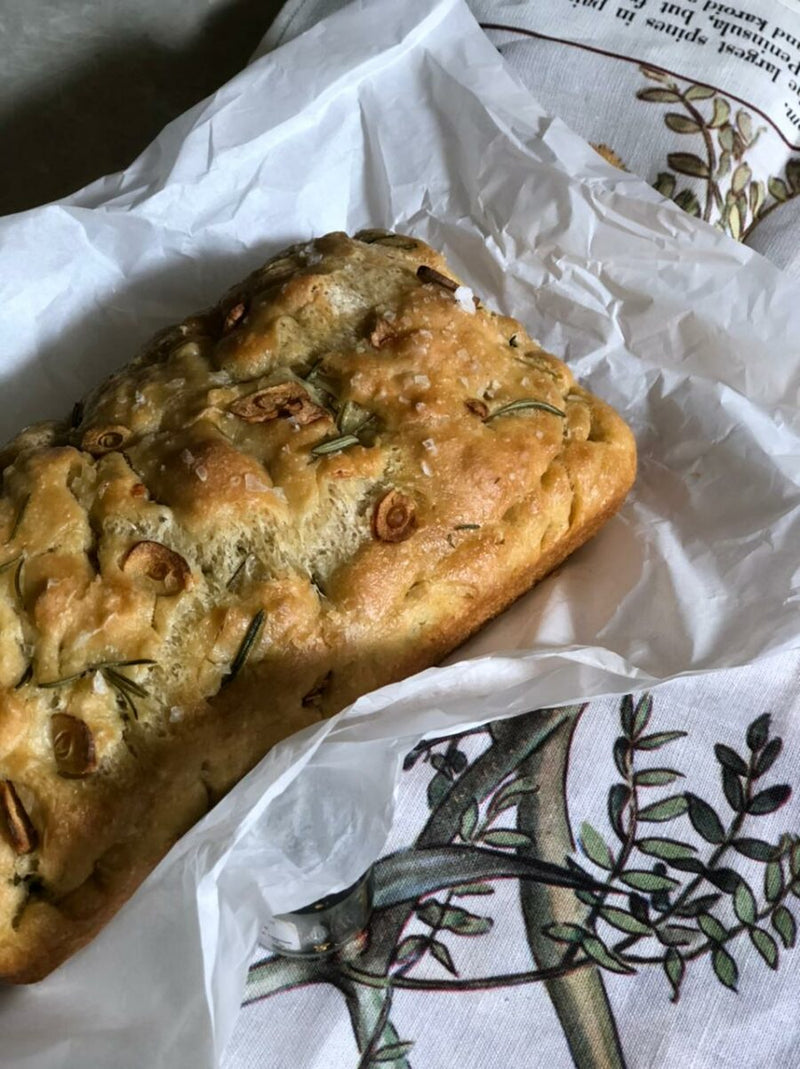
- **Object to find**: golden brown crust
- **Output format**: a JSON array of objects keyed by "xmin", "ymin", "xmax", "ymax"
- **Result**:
[{"xmin": 0, "ymin": 231, "xmax": 636, "ymax": 982}]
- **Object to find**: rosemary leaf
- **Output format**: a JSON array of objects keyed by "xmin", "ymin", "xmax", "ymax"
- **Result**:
[
  {"xmin": 113, "ymin": 683, "xmax": 138, "ymax": 721},
  {"xmin": 485, "ymin": 398, "xmax": 566, "ymax": 421},
  {"xmin": 102, "ymin": 667, "xmax": 149, "ymax": 699},
  {"xmin": 13, "ymin": 664, "xmax": 32, "ymax": 690},
  {"xmin": 9, "ymin": 495, "xmax": 30, "ymax": 542},
  {"xmin": 13, "ymin": 558, "xmax": 23, "ymax": 603},
  {"xmin": 225, "ymin": 609, "xmax": 265, "ymax": 685},
  {"xmin": 454, "ymin": 524, "xmax": 481, "ymax": 531},
  {"xmin": 227, "ymin": 556, "xmax": 250, "ymax": 591},
  {"xmin": 310, "ymin": 434, "xmax": 360, "ymax": 458},
  {"xmin": 38, "ymin": 672, "xmax": 88, "ymax": 689},
  {"xmin": 97, "ymin": 658, "xmax": 157, "ymax": 669}
]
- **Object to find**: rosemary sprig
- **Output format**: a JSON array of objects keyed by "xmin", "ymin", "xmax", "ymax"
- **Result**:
[
  {"xmin": 485, "ymin": 399, "xmax": 566, "ymax": 422},
  {"xmin": 310, "ymin": 434, "xmax": 360, "ymax": 458},
  {"xmin": 103, "ymin": 667, "xmax": 151, "ymax": 721},
  {"xmin": 224, "ymin": 609, "xmax": 265, "ymax": 686},
  {"xmin": 37, "ymin": 658, "xmax": 156, "ymax": 689}
]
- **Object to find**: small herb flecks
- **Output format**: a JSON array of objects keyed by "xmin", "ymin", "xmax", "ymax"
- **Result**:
[
  {"xmin": 454, "ymin": 524, "xmax": 481, "ymax": 531},
  {"xmin": 310, "ymin": 434, "xmax": 360, "ymax": 459},
  {"xmin": 485, "ymin": 399, "xmax": 566, "ymax": 422},
  {"xmin": 509, "ymin": 335, "xmax": 519, "ymax": 348},
  {"xmin": 224, "ymin": 610, "xmax": 265, "ymax": 686}
]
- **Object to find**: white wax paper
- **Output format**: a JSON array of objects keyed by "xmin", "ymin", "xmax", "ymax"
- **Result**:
[{"xmin": 2, "ymin": 0, "xmax": 800, "ymax": 1065}]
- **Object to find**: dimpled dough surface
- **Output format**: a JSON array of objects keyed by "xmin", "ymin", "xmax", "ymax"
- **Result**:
[{"xmin": 0, "ymin": 232, "xmax": 636, "ymax": 981}]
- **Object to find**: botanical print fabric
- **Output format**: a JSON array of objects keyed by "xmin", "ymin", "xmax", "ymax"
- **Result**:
[
  {"xmin": 263, "ymin": 0, "xmax": 800, "ymax": 274},
  {"xmin": 225, "ymin": 656, "xmax": 800, "ymax": 1068}
]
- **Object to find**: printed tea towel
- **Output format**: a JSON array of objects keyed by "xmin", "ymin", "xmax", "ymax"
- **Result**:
[
  {"xmin": 223, "ymin": 2, "xmax": 800, "ymax": 1068},
  {"xmin": 262, "ymin": 0, "xmax": 800, "ymax": 276}
]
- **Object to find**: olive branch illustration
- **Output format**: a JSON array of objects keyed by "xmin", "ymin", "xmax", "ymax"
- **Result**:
[
  {"xmin": 637, "ymin": 64, "xmax": 800, "ymax": 241},
  {"xmin": 245, "ymin": 698, "xmax": 798, "ymax": 1069}
]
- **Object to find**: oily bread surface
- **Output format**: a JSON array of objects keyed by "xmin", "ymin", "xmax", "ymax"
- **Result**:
[{"xmin": 0, "ymin": 231, "xmax": 636, "ymax": 982}]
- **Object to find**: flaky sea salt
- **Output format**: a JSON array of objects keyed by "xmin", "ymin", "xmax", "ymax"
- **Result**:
[
  {"xmin": 195, "ymin": 465, "xmax": 208, "ymax": 482},
  {"xmin": 93, "ymin": 672, "xmax": 109, "ymax": 696},
  {"xmin": 420, "ymin": 460, "xmax": 433, "ymax": 477},
  {"xmin": 413, "ymin": 374, "xmax": 430, "ymax": 388},
  {"xmin": 244, "ymin": 473, "xmax": 272, "ymax": 493},
  {"xmin": 454, "ymin": 286, "xmax": 476, "ymax": 314},
  {"xmin": 180, "ymin": 449, "xmax": 194, "ymax": 467},
  {"xmin": 169, "ymin": 706, "xmax": 184, "ymax": 723},
  {"xmin": 422, "ymin": 438, "xmax": 437, "ymax": 454}
]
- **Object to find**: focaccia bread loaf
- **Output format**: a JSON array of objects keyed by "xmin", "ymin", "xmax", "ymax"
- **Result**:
[{"xmin": 0, "ymin": 231, "xmax": 635, "ymax": 982}]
